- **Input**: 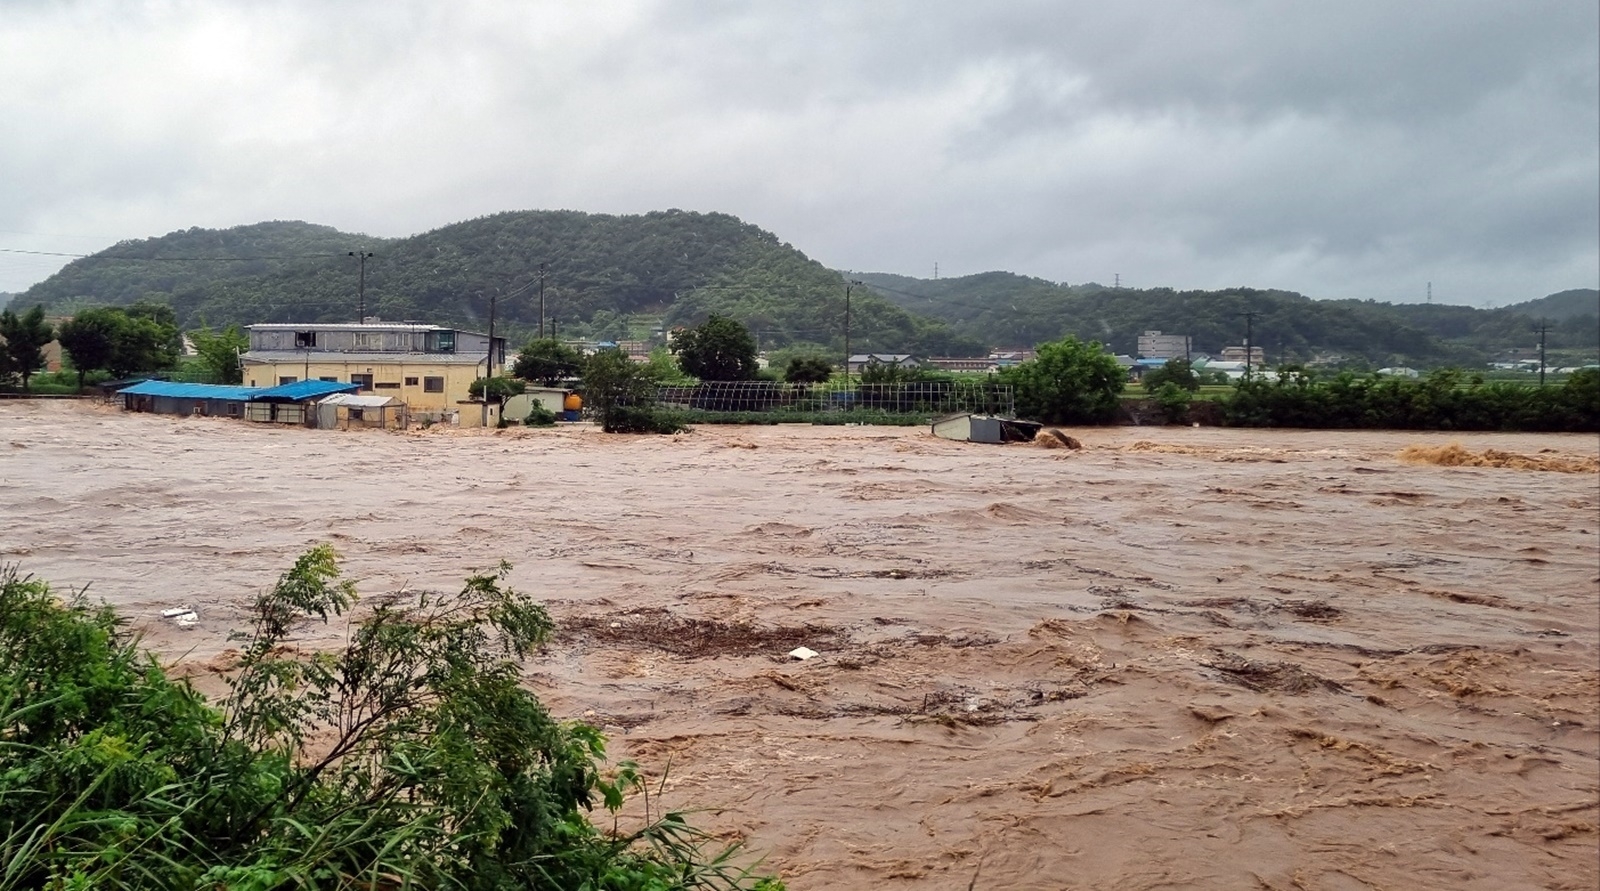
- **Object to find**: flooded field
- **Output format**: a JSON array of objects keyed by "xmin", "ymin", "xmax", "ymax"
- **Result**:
[{"xmin": 3, "ymin": 399, "xmax": 1597, "ymax": 889}]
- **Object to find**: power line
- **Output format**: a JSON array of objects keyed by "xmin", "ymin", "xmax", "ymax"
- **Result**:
[{"xmin": 0, "ymin": 248, "xmax": 348, "ymax": 262}]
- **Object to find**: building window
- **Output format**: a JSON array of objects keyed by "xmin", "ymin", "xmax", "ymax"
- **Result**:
[
  {"xmin": 434, "ymin": 331, "xmax": 455, "ymax": 353},
  {"xmin": 319, "ymin": 376, "xmax": 338, "ymax": 382},
  {"xmin": 404, "ymin": 376, "xmax": 419, "ymax": 386},
  {"xmin": 349, "ymin": 408, "xmax": 365, "ymax": 421},
  {"xmin": 353, "ymin": 332, "xmax": 383, "ymax": 350},
  {"xmin": 294, "ymin": 331, "xmax": 316, "ymax": 348},
  {"xmin": 423, "ymin": 376, "xmax": 444, "ymax": 393},
  {"xmin": 278, "ymin": 376, "xmax": 298, "ymax": 385},
  {"xmin": 375, "ymin": 382, "xmax": 401, "ymax": 390},
  {"xmin": 351, "ymin": 374, "xmax": 374, "ymax": 391},
  {"xmin": 227, "ymin": 403, "xmax": 241, "ymax": 416}
]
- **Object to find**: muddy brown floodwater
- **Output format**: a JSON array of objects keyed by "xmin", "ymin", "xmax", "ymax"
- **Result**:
[{"xmin": 3, "ymin": 400, "xmax": 1597, "ymax": 889}]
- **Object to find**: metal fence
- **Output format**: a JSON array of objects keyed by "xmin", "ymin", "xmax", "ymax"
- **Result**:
[{"xmin": 651, "ymin": 380, "xmax": 1014, "ymax": 420}]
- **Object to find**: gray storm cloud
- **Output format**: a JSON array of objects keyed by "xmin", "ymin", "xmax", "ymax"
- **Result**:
[{"xmin": 0, "ymin": 0, "xmax": 1594, "ymax": 305}]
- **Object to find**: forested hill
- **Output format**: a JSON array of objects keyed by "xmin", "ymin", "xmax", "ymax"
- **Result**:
[
  {"xmin": 15, "ymin": 212, "xmax": 979, "ymax": 355},
  {"xmin": 1505, "ymin": 289, "xmax": 1600, "ymax": 321},
  {"xmin": 856, "ymin": 272, "xmax": 1598, "ymax": 367},
  {"xmin": 15, "ymin": 214, "xmax": 1593, "ymax": 366}
]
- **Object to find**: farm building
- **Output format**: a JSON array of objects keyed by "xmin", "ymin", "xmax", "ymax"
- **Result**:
[
  {"xmin": 243, "ymin": 379, "xmax": 361, "ymax": 425},
  {"xmin": 313, "ymin": 393, "xmax": 407, "ymax": 430},
  {"xmin": 501, "ymin": 388, "xmax": 571, "ymax": 423},
  {"xmin": 118, "ymin": 379, "xmax": 362, "ymax": 425},
  {"xmin": 119, "ymin": 381, "xmax": 255, "ymax": 418},
  {"xmin": 240, "ymin": 321, "xmax": 506, "ymax": 424}
]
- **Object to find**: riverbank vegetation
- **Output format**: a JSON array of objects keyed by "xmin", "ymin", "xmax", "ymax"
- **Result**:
[{"xmin": 0, "ymin": 550, "xmax": 781, "ymax": 890}]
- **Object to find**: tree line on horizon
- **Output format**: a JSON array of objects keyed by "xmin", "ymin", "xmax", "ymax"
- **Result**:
[{"xmin": 7, "ymin": 212, "xmax": 1595, "ymax": 371}]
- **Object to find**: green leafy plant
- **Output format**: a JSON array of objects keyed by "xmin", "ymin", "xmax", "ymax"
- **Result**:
[
  {"xmin": 672, "ymin": 315, "xmax": 758, "ymax": 381},
  {"xmin": 0, "ymin": 552, "xmax": 781, "ymax": 889},
  {"xmin": 1000, "ymin": 335, "xmax": 1125, "ymax": 425},
  {"xmin": 782, "ymin": 355, "xmax": 835, "ymax": 384},
  {"xmin": 188, "ymin": 324, "xmax": 249, "ymax": 384},
  {"xmin": 0, "ymin": 305, "xmax": 53, "ymax": 391},
  {"xmin": 1141, "ymin": 358, "xmax": 1200, "ymax": 393},
  {"xmin": 524, "ymin": 402, "xmax": 559, "ymax": 426},
  {"xmin": 583, "ymin": 350, "xmax": 687, "ymax": 434},
  {"xmin": 511, "ymin": 338, "xmax": 583, "ymax": 386},
  {"xmin": 470, "ymin": 376, "xmax": 527, "ymax": 401},
  {"xmin": 1152, "ymin": 382, "xmax": 1193, "ymax": 424}
]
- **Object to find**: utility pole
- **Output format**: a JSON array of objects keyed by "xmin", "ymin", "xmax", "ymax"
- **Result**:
[
  {"xmin": 844, "ymin": 280, "xmax": 862, "ymax": 384},
  {"xmin": 478, "ymin": 287, "xmax": 501, "ymax": 429},
  {"xmin": 1537, "ymin": 319, "xmax": 1548, "ymax": 387},
  {"xmin": 538, "ymin": 262, "xmax": 548, "ymax": 339},
  {"xmin": 487, "ymin": 288, "xmax": 498, "ymax": 378},
  {"xmin": 349, "ymin": 251, "xmax": 374, "ymax": 322},
  {"xmin": 1240, "ymin": 311, "xmax": 1259, "ymax": 380}
]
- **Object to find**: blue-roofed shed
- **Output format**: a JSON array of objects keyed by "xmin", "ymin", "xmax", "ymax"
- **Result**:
[
  {"xmin": 120, "ymin": 381, "xmax": 257, "ymax": 419},
  {"xmin": 252, "ymin": 379, "xmax": 360, "ymax": 402},
  {"xmin": 245, "ymin": 379, "xmax": 359, "ymax": 424}
]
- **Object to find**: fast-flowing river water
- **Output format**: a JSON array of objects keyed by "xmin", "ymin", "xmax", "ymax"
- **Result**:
[{"xmin": 3, "ymin": 400, "xmax": 1596, "ymax": 889}]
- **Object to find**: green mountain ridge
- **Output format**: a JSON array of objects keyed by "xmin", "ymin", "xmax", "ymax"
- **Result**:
[
  {"xmin": 856, "ymin": 272, "xmax": 1597, "ymax": 367},
  {"xmin": 15, "ymin": 212, "xmax": 977, "ymax": 357},
  {"xmin": 10, "ymin": 213, "xmax": 1596, "ymax": 367}
]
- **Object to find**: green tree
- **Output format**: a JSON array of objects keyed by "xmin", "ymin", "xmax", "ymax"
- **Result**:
[
  {"xmin": 858, "ymin": 358, "xmax": 926, "ymax": 385},
  {"xmin": 0, "ymin": 304, "xmax": 54, "ymax": 391},
  {"xmin": 783, "ymin": 354, "xmax": 835, "ymax": 384},
  {"xmin": 511, "ymin": 337, "xmax": 583, "ymax": 385},
  {"xmin": 582, "ymin": 349, "xmax": 684, "ymax": 433},
  {"xmin": 1152, "ymin": 382, "xmax": 1194, "ymax": 424},
  {"xmin": 469, "ymin": 375, "xmax": 526, "ymax": 400},
  {"xmin": 673, "ymin": 314, "xmax": 758, "ymax": 381},
  {"xmin": 643, "ymin": 345, "xmax": 695, "ymax": 384},
  {"xmin": 1141, "ymin": 358, "xmax": 1200, "ymax": 393},
  {"xmin": 56, "ymin": 308, "xmax": 123, "ymax": 389},
  {"xmin": 1001, "ymin": 336, "xmax": 1125, "ymax": 424},
  {"xmin": 107, "ymin": 312, "xmax": 178, "ymax": 378},
  {"xmin": 189, "ymin": 324, "xmax": 248, "ymax": 384}
]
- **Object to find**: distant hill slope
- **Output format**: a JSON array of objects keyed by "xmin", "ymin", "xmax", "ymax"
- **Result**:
[
  {"xmin": 857, "ymin": 272, "xmax": 1598, "ymax": 366},
  {"xmin": 16, "ymin": 212, "xmax": 976, "ymax": 355},
  {"xmin": 1504, "ymin": 288, "xmax": 1599, "ymax": 321},
  {"xmin": 16, "ymin": 214, "xmax": 1594, "ymax": 367}
]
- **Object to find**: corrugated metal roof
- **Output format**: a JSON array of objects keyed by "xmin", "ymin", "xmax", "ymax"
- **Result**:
[
  {"xmin": 242, "ymin": 351, "xmax": 490, "ymax": 365},
  {"xmin": 119, "ymin": 381, "xmax": 257, "ymax": 400},
  {"xmin": 253, "ymin": 380, "xmax": 361, "ymax": 401},
  {"xmin": 318, "ymin": 393, "xmax": 403, "ymax": 407},
  {"xmin": 247, "ymin": 322, "xmax": 445, "ymax": 332}
]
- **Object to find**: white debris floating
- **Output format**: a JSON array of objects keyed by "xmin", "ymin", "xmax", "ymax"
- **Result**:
[
  {"xmin": 788, "ymin": 646, "xmax": 819, "ymax": 661},
  {"xmin": 161, "ymin": 607, "xmax": 198, "ymax": 627}
]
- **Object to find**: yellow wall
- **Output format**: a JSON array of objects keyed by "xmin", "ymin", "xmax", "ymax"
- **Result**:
[{"xmin": 242, "ymin": 358, "xmax": 484, "ymax": 417}]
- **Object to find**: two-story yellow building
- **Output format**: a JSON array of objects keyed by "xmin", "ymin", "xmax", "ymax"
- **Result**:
[{"xmin": 241, "ymin": 322, "xmax": 507, "ymax": 425}]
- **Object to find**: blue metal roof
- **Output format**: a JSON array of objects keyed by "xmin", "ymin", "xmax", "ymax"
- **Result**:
[
  {"xmin": 119, "ymin": 381, "xmax": 257, "ymax": 400},
  {"xmin": 252, "ymin": 379, "xmax": 361, "ymax": 401}
]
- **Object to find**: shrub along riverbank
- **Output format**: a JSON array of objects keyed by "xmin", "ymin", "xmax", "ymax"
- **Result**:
[
  {"xmin": 0, "ymin": 550, "xmax": 782, "ymax": 890},
  {"xmin": 1218, "ymin": 367, "xmax": 1598, "ymax": 432}
]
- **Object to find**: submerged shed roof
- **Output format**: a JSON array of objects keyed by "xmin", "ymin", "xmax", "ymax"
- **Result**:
[{"xmin": 119, "ymin": 381, "xmax": 257, "ymax": 400}]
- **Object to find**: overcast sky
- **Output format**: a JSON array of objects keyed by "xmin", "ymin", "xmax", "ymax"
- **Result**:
[{"xmin": 2, "ymin": 0, "xmax": 1595, "ymax": 306}]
